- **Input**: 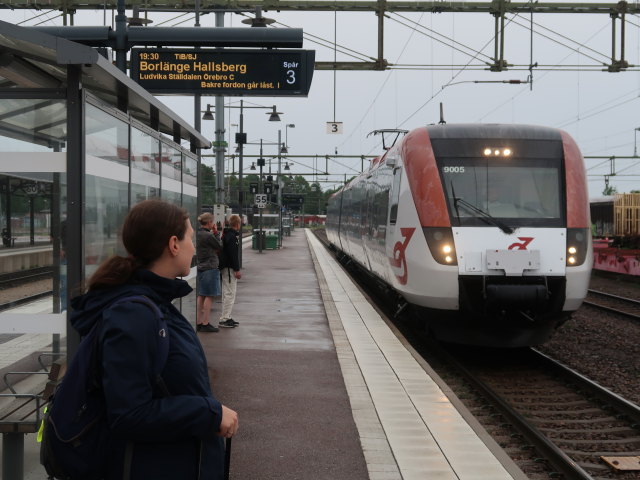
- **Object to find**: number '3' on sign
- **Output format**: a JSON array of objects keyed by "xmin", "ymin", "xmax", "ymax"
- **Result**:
[{"xmin": 326, "ymin": 122, "xmax": 343, "ymax": 134}]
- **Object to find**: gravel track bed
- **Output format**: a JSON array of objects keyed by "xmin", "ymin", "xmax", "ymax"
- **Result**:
[
  {"xmin": 0, "ymin": 278, "xmax": 52, "ymax": 305},
  {"xmin": 538, "ymin": 275, "xmax": 640, "ymax": 408}
]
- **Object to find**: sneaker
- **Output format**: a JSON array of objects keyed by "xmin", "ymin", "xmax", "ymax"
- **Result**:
[
  {"xmin": 229, "ymin": 319, "xmax": 239, "ymax": 326},
  {"xmin": 197, "ymin": 323, "xmax": 219, "ymax": 333},
  {"xmin": 218, "ymin": 319, "xmax": 237, "ymax": 328}
]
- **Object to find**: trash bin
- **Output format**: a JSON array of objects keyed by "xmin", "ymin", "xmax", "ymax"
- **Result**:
[
  {"xmin": 252, "ymin": 231, "xmax": 266, "ymax": 250},
  {"xmin": 265, "ymin": 234, "xmax": 278, "ymax": 249}
]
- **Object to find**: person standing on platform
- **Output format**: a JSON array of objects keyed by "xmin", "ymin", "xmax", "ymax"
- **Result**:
[
  {"xmin": 218, "ymin": 214, "xmax": 241, "ymax": 328},
  {"xmin": 196, "ymin": 212, "xmax": 223, "ymax": 333},
  {"xmin": 70, "ymin": 199, "xmax": 238, "ymax": 479}
]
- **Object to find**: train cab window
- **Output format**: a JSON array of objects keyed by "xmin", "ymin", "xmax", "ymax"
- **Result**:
[
  {"xmin": 440, "ymin": 158, "xmax": 564, "ymax": 228},
  {"xmin": 389, "ymin": 167, "xmax": 402, "ymax": 225}
]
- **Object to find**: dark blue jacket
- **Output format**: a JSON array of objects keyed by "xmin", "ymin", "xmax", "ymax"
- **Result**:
[{"xmin": 70, "ymin": 270, "xmax": 225, "ymax": 480}]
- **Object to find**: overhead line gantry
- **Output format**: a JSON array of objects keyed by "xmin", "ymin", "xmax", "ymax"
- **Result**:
[{"xmin": 3, "ymin": 0, "xmax": 638, "ymax": 71}]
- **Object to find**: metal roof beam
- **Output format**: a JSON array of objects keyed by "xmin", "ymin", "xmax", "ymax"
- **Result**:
[{"xmin": 1, "ymin": 1, "xmax": 638, "ymax": 14}]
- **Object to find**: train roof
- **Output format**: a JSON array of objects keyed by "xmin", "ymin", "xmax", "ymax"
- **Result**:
[{"xmin": 424, "ymin": 123, "xmax": 563, "ymax": 141}]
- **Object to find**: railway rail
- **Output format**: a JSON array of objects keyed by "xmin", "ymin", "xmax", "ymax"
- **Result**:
[
  {"xmin": 0, "ymin": 291, "xmax": 53, "ymax": 312},
  {"xmin": 0, "ymin": 267, "xmax": 53, "ymax": 289},
  {"xmin": 584, "ymin": 289, "xmax": 640, "ymax": 322}
]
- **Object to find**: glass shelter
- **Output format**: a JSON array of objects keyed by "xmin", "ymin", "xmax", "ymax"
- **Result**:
[{"xmin": 0, "ymin": 21, "xmax": 210, "ymax": 358}]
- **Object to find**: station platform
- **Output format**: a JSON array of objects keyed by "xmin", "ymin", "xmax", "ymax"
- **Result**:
[{"xmin": 4, "ymin": 228, "xmax": 527, "ymax": 480}]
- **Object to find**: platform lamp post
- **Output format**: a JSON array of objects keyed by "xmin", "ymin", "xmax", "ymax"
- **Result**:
[
  {"xmin": 257, "ymin": 140, "xmax": 266, "ymax": 254},
  {"xmin": 202, "ymin": 101, "xmax": 282, "ymax": 266}
]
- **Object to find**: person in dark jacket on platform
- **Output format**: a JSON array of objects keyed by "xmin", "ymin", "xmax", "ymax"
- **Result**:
[
  {"xmin": 70, "ymin": 199, "xmax": 238, "ymax": 480},
  {"xmin": 218, "ymin": 214, "xmax": 241, "ymax": 328},
  {"xmin": 196, "ymin": 212, "xmax": 223, "ymax": 332}
]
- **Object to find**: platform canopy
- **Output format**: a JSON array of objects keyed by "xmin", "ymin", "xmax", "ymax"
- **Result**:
[{"xmin": 0, "ymin": 20, "xmax": 210, "ymax": 150}]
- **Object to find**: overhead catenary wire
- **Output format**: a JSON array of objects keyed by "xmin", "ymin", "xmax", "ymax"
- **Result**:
[
  {"xmin": 509, "ymin": 14, "xmax": 609, "ymax": 65},
  {"xmin": 337, "ymin": 11, "xmax": 428, "ymax": 154},
  {"xmin": 387, "ymin": 13, "xmax": 495, "ymax": 64},
  {"xmin": 17, "ymin": 9, "xmax": 57, "ymax": 25},
  {"xmin": 476, "ymin": 17, "xmax": 612, "ymax": 122}
]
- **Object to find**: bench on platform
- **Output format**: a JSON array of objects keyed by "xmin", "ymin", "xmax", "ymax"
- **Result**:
[{"xmin": 0, "ymin": 357, "xmax": 66, "ymax": 480}]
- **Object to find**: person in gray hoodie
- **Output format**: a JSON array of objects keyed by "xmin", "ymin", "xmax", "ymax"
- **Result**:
[{"xmin": 196, "ymin": 212, "xmax": 223, "ymax": 332}]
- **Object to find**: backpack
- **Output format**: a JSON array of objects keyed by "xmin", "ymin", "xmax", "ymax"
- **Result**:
[{"xmin": 40, "ymin": 295, "xmax": 169, "ymax": 480}]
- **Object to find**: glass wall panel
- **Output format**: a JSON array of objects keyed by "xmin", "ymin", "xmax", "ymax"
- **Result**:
[
  {"xmin": 162, "ymin": 190, "xmax": 182, "ymax": 207},
  {"xmin": 161, "ymin": 142, "xmax": 182, "ymax": 182},
  {"xmin": 131, "ymin": 126, "xmax": 160, "ymax": 205},
  {"xmin": 183, "ymin": 155, "xmax": 198, "ymax": 187},
  {"xmin": 0, "ymin": 99, "xmax": 66, "ymax": 152},
  {"xmin": 84, "ymin": 175, "xmax": 129, "ymax": 280},
  {"xmin": 0, "ymin": 97, "xmax": 67, "ymax": 338},
  {"xmin": 86, "ymin": 104, "xmax": 128, "ymax": 164},
  {"xmin": 181, "ymin": 187, "xmax": 198, "ymax": 323},
  {"xmin": 0, "ymin": 165, "xmax": 66, "ymax": 335}
]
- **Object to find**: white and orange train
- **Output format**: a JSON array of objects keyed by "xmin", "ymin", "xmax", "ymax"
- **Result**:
[{"xmin": 326, "ymin": 124, "xmax": 592, "ymax": 347}]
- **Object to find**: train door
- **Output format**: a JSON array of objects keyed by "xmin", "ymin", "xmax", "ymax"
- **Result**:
[
  {"xmin": 360, "ymin": 186, "xmax": 373, "ymax": 271},
  {"xmin": 384, "ymin": 166, "xmax": 403, "ymax": 284},
  {"xmin": 387, "ymin": 166, "xmax": 402, "ymax": 235}
]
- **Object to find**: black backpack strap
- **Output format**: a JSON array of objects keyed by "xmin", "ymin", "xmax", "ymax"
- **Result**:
[{"xmin": 108, "ymin": 296, "xmax": 171, "ymax": 480}]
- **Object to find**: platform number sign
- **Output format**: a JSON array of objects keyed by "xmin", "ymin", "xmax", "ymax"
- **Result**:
[
  {"xmin": 255, "ymin": 194, "xmax": 268, "ymax": 208},
  {"xmin": 326, "ymin": 122, "xmax": 343, "ymax": 134}
]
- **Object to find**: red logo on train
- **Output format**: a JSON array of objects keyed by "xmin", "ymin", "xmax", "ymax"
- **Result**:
[
  {"xmin": 390, "ymin": 227, "xmax": 415, "ymax": 285},
  {"xmin": 508, "ymin": 237, "xmax": 534, "ymax": 250}
]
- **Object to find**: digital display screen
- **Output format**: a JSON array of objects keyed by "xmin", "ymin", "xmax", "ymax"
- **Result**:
[{"xmin": 130, "ymin": 49, "xmax": 315, "ymax": 96}]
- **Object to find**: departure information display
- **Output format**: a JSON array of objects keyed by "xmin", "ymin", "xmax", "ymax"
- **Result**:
[{"xmin": 130, "ymin": 49, "xmax": 315, "ymax": 96}]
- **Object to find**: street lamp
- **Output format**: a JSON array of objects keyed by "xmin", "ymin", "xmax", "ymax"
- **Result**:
[
  {"xmin": 202, "ymin": 101, "xmax": 282, "ymax": 266},
  {"xmin": 284, "ymin": 123, "xmax": 295, "ymax": 150}
]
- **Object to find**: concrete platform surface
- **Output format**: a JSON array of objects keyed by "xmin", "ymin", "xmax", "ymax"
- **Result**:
[{"xmin": 200, "ymin": 229, "xmax": 369, "ymax": 480}]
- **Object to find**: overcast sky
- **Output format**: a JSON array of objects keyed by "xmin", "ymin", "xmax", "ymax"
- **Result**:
[{"xmin": 8, "ymin": 4, "xmax": 640, "ymax": 197}]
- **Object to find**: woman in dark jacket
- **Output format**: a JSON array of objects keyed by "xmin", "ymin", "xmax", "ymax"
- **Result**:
[{"xmin": 70, "ymin": 199, "xmax": 238, "ymax": 480}]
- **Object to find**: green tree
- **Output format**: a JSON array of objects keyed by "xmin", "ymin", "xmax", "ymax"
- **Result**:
[{"xmin": 200, "ymin": 163, "xmax": 216, "ymax": 206}]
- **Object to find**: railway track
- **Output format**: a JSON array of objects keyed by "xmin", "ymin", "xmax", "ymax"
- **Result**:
[
  {"xmin": 431, "ymin": 344, "xmax": 640, "ymax": 480},
  {"xmin": 0, "ymin": 266, "xmax": 53, "ymax": 289},
  {"xmin": 0, "ymin": 291, "xmax": 53, "ymax": 312},
  {"xmin": 584, "ymin": 289, "xmax": 640, "ymax": 322}
]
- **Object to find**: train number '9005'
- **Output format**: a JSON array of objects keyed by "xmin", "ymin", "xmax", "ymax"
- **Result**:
[{"xmin": 443, "ymin": 166, "xmax": 465, "ymax": 173}]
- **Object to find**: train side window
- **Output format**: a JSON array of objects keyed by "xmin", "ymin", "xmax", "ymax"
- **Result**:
[{"xmin": 389, "ymin": 167, "xmax": 402, "ymax": 225}]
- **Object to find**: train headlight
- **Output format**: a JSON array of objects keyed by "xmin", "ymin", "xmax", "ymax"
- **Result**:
[
  {"xmin": 566, "ymin": 228, "xmax": 589, "ymax": 266},
  {"xmin": 482, "ymin": 147, "xmax": 513, "ymax": 157},
  {"xmin": 423, "ymin": 227, "xmax": 458, "ymax": 266}
]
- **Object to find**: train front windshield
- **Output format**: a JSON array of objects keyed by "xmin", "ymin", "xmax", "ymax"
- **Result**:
[{"xmin": 438, "ymin": 154, "xmax": 564, "ymax": 228}]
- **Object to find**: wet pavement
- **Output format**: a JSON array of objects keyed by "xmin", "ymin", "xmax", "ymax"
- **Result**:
[{"xmin": 199, "ymin": 229, "xmax": 369, "ymax": 480}]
